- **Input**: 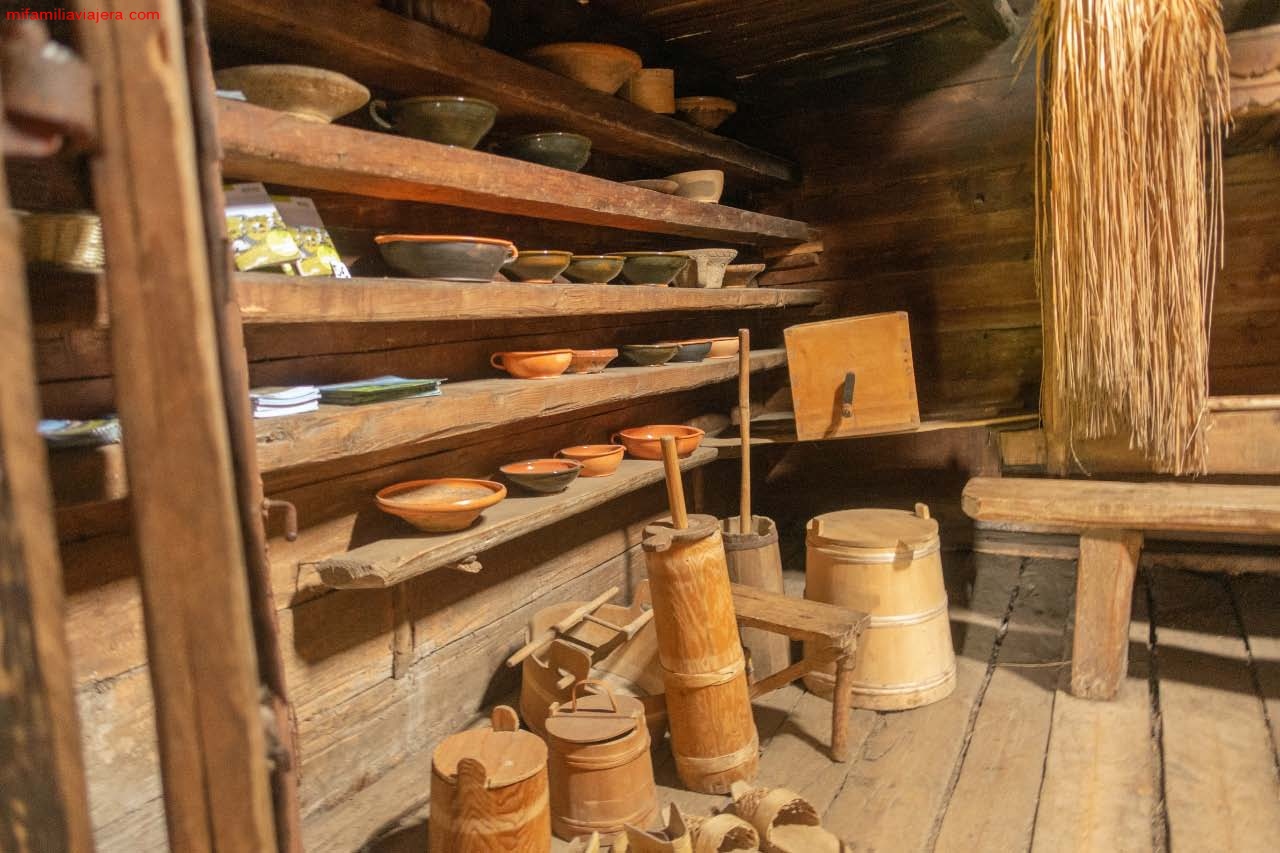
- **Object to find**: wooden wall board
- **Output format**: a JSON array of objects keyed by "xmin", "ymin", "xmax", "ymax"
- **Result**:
[{"xmin": 1152, "ymin": 569, "xmax": 1280, "ymax": 852}]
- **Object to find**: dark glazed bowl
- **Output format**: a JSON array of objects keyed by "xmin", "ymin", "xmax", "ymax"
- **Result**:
[
  {"xmin": 503, "ymin": 249, "xmax": 572, "ymax": 282},
  {"xmin": 375, "ymin": 234, "xmax": 517, "ymax": 281},
  {"xmin": 615, "ymin": 252, "xmax": 690, "ymax": 286},
  {"xmin": 368, "ymin": 96, "xmax": 498, "ymax": 148},
  {"xmin": 620, "ymin": 343, "xmax": 679, "ymax": 366},
  {"xmin": 494, "ymin": 132, "xmax": 592, "ymax": 172},
  {"xmin": 662, "ymin": 339, "xmax": 712, "ymax": 362},
  {"xmin": 564, "ymin": 254, "xmax": 625, "ymax": 283},
  {"xmin": 500, "ymin": 458, "xmax": 583, "ymax": 494}
]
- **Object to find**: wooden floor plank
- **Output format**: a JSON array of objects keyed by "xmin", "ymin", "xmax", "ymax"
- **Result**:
[
  {"xmin": 934, "ymin": 557, "xmax": 1075, "ymax": 852},
  {"xmin": 1153, "ymin": 569, "xmax": 1280, "ymax": 852},
  {"xmin": 1226, "ymin": 573, "xmax": 1280, "ymax": 773},
  {"xmin": 822, "ymin": 552, "xmax": 1023, "ymax": 850},
  {"xmin": 1031, "ymin": 573, "xmax": 1158, "ymax": 853}
]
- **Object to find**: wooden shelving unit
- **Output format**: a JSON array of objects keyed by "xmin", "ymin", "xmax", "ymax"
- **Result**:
[
  {"xmin": 256, "ymin": 349, "xmax": 787, "ymax": 472},
  {"xmin": 206, "ymin": 0, "xmax": 798, "ymax": 186},
  {"xmin": 702, "ymin": 412, "xmax": 1041, "ymax": 456},
  {"xmin": 236, "ymin": 273, "xmax": 823, "ymax": 323},
  {"xmin": 311, "ymin": 447, "xmax": 718, "ymax": 589},
  {"xmin": 218, "ymin": 101, "xmax": 812, "ymax": 245}
]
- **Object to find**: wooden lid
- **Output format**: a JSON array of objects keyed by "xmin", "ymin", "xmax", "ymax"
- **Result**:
[
  {"xmin": 807, "ymin": 507, "xmax": 938, "ymax": 551},
  {"xmin": 545, "ymin": 687, "xmax": 645, "ymax": 745},
  {"xmin": 432, "ymin": 706, "xmax": 546, "ymax": 786}
]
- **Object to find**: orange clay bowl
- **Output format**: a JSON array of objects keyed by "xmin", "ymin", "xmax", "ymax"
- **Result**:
[
  {"xmin": 490, "ymin": 348, "xmax": 574, "ymax": 379},
  {"xmin": 706, "ymin": 336, "xmax": 740, "ymax": 359},
  {"xmin": 567, "ymin": 348, "xmax": 618, "ymax": 374},
  {"xmin": 556, "ymin": 444, "xmax": 625, "ymax": 477},
  {"xmin": 611, "ymin": 425, "xmax": 705, "ymax": 460},
  {"xmin": 376, "ymin": 478, "xmax": 506, "ymax": 533}
]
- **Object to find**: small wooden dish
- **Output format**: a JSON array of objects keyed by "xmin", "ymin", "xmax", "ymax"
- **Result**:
[
  {"xmin": 376, "ymin": 478, "xmax": 506, "ymax": 533},
  {"xmin": 557, "ymin": 444, "xmax": 626, "ymax": 477},
  {"xmin": 612, "ymin": 425, "xmax": 704, "ymax": 460}
]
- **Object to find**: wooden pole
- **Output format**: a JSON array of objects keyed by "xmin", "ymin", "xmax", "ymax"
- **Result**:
[
  {"xmin": 738, "ymin": 328, "xmax": 751, "ymax": 534},
  {"xmin": 0, "ymin": 124, "xmax": 95, "ymax": 853},
  {"xmin": 74, "ymin": 2, "xmax": 277, "ymax": 850},
  {"xmin": 660, "ymin": 436, "xmax": 689, "ymax": 529}
]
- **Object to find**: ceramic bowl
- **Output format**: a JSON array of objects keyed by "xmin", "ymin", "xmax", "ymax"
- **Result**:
[
  {"xmin": 214, "ymin": 65, "xmax": 370, "ymax": 123},
  {"xmin": 621, "ymin": 68, "xmax": 675, "ymax": 113},
  {"xmin": 675, "ymin": 96, "xmax": 737, "ymax": 131},
  {"xmin": 722, "ymin": 263, "xmax": 765, "ymax": 288},
  {"xmin": 567, "ymin": 348, "xmax": 618, "ymax": 374},
  {"xmin": 660, "ymin": 339, "xmax": 712, "ymax": 362},
  {"xmin": 612, "ymin": 425, "xmax": 705, "ymax": 460},
  {"xmin": 500, "ymin": 458, "xmax": 583, "ymax": 494},
  {"xmin": 525, "ymin": 42, "xmax": 643, "ymax": 94},
  {"xmin": 375, "ymin": 234, "xmax": 516, "ymax": 281},
  {"xmin": 368, "ymin": 96, "xmax": 498, "ymax": 148},
  {"xmin": 706, "ymin": 336, "xmax": 740, "ymax": 359},
  {"xmin": 556, "ymin": 444, "xmax": 625, "ymax": 477},
  {"xmin": 376, "ymin": 478, "xmax": 506, "ymax": 533},
  {"xmin": 674, "ymin": 248, "xmax": 739, "ymax": 288},
  {"xmin": 666, "ymin": 169, "xmax": 725, "ymax": 203},
  {"xmin": 503, "ymin": 250, "xmax": 572, "ymax": 283},
  {"xmin": 624, "ymin": 179, "xmax": 679, "ymax": 194},
  {"xmin": 494, "ymin": 132, "xmax": 591, "ymax": 172},
  {"xmin": 615, "ymin": 252, "xmax": 691, "ymax": 286},
  {"xmin": 490, "ymin": 349, "xmax": 574, "ymax": 379},
  {"xmin": 620, "ymin": 343, "xmax": 678, "ymax": 366},
  {"xmin": 564, "ymin": 254, "xmax": 625, "ymax": 283}
]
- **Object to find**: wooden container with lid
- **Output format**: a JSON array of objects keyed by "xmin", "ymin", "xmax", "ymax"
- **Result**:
[
  {"xmin": 428, "ymin": 705, "xmax": 551, "ymax": 853},
  {"xmin": 545, "ymin": 680, "xmax": 659, "ymax": 841},
  {"xmin": 803, "ymin": 504, "xmax": 956, "ymax": 710}
]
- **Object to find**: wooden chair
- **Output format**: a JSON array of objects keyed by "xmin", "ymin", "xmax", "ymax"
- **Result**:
[
  {"xmin": 962, "ymin": 477, "xmax": 1280, "ymax": 700},
  {"xmin": 729, "ymin": 583, "xmax": 869, "ymax": 761}
]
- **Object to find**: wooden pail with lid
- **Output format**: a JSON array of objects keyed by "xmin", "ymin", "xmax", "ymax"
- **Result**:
[
  {"xmin": 428, "ymin": 705, "xmax": 551, "ymax": 853},
  {"xmin": 545, "ymin": 680, "xmax": 659, "ymax": 841},
  {"xmin": 803, "ymin": 504, "xmax": 956, "ymax": 710},
  {"xmin": 642, "ymin": 513, "xmax": 759, "ymax": 793}
]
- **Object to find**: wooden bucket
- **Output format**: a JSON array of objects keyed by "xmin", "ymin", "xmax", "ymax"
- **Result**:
[
  {"xmin": 721, "ymin": 515, "xmax": 791, "ymax": 679},
  {"xmin": 643, "ymin": 514, "xmax": 759, "ymax": 793},
  {"xmin": 519, "ymin": 591, "xmax": 668, "ymax": 745},
  {"xmin": 429, "ymin": 706, "xmax": 551, "ymax": 853},
  {"xmin": 803, "ymin": 506, "xmax": 956, "ymax": 710},
  {"xmin": 545, "ymin": 681, "xmax": 659, "ymax": 841}
]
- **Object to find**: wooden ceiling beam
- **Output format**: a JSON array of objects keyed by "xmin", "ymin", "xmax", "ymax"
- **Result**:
[{"xmin": 948, "ymin": 0, "xmax": 1018, "ymax": 40}]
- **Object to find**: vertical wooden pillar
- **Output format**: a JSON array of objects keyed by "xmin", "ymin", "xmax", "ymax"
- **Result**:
[
  {"xmin": 74, "ymin": 3, "xmax": 276, "ymax": 850},
  {"xmin": 0, "ymin": 141, "xmax": 95, "ymax": 853},
  {"xmin": 1070, "ymin": 528, "xmax": 1144, "ymax": 700}
]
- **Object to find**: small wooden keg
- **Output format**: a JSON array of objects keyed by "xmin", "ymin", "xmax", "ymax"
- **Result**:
[
  {"xmin": 545, "ymin": 681, "xmax": 659, "ymax": 841},
  {"xmin": 429, "ymin": 706, "xmax": 551, "ymax": 853},
  {"xmin": 643, "ymin": 514, "xmax": 759, "ymax": 793},
  {"xmin": 721, "ymin": 515, "xmax": 791, "ymax": 679},
  {"xmin": 803, "ymin": 505, "xmax": 956, "ymax": 710}
]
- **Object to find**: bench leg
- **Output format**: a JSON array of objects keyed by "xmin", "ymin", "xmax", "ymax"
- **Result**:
[
  {"xmin": 830, "ymin": 654, "xmax": 855, "ymax": 761},
  {"xmin": 1070, "ymin": 528, "xmax": 1144, "ymax": 700}
]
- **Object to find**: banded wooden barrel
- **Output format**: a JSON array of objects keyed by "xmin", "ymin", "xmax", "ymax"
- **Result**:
[
  {"xmin": 720, "ymin": 515, "xmax": 790, "ymax": 679},
  {"xmin": 429, "ymin": 706, "xmax": 551, "ymax": 853},
  {"xmin": 803, "ymin": 506, "xmax": 956, "ymax": 710},
  {"xmin": 643, "ymin": 514, "xmax": 759, "ymax": 793}
]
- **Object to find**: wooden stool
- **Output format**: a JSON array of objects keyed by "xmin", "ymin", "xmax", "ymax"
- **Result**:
[{"xmin": 729, "ymin": 583, "xmax": 868, "ymax": 761}]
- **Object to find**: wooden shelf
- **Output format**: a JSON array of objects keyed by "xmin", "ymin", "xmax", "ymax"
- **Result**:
[
  {"xmin": 703, "ymin": 412, "xmax": 1040, "ymax": 456},
  {"xmin": 256, "ymin": 349, "xmax": 788, "ymax": 472},
  {"xmin": 206, "ymin": 0, "xmax": 798, "ymax": 186},
  {"xmin": 236, "ymin": 273, "xmax": 824, "ymax": 323},
  {"xmin": 310, "ymin": 447, "xmax": 717, "ymax": 589},
  {"xmin": 218, "ymin": 101, "xmax": 811, "ymax": 246}
]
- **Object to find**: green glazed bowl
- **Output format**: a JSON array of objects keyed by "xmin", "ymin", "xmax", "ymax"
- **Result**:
[
  {"xmin": 503, "ymin": 250, "xmax": 572, "ymax": 283},
  {"xmin": 621, "ymin": 343, "xmax": 679, "ymax": 366},
  {"xmin": 369, "ymin": 96, "xmax": 498, "ymax": 148},
  {"xmin": 615, "ymin": 252, "xmax": 691, "ymax": 286},
  {"xmin": 564, "ymin": 254, "xmax": 625, "ymax": 284},
  {"xmin": 494, "ymin": 132, "xmax": 592, "ymax": 172}
]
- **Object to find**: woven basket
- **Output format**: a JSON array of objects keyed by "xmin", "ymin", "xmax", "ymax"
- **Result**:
[{"xmin": 20, "ymin": 211, "xmax": 104, "ymax": 272}]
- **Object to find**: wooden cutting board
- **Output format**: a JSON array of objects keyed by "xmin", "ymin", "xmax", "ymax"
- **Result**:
[{"xmin": 783, "ymin": 311, "xmax": 920, "ymax": 440}]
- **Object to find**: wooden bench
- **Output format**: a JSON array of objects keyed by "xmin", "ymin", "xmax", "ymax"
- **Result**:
[
  {"xmin": 962, "ymin": 477, "xmax": 1280, "ymax": 700},
  {"xmin": 730, "ymin": 582, "xmax": 869, "ymax": 761}
]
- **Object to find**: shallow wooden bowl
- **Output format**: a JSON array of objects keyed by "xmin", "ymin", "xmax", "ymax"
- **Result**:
[
  {"xmin": 525, "ymin": 42, "xmax": 642, "ymax": 94},
  {"xmin": 612, "ymin": 425, "xmax": 705, "ymax": 460},
  {"xmin": 500, "ymin": 458, "xmax": 583, "ymax": 494},
  {"xmin": 556, "ymin": 444, "xmax": 625, "ymax": 477},
  {"xmin": 376, "ymin": 478, "xmax": 506, "ymax": 532},
  {"xmin": 214, "ymin": 65, "xmax": 369, "ymax": 122}
]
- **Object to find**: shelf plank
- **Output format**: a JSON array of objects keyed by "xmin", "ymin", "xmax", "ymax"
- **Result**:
[
  {"xmin": 255, "ymin": 349, "xmax": 787, "ymax": 473},
  {"xmin": 206, "ymin": 0, "xmax": 797, "ymax": 185},
  {"xmin": 217, "ymin": 101, "xmax": 811, "ymax": 246},
  {"xmin": 235, "ymin": 273, "xmax": 824, "ymax": 323},
  {"xmin": 310, "ymin": 447, "xmax": 718, "ymax": 589},
  {"xmin": 702, "ymin": 412, "xmax": 1039, "ymax": 456}
]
